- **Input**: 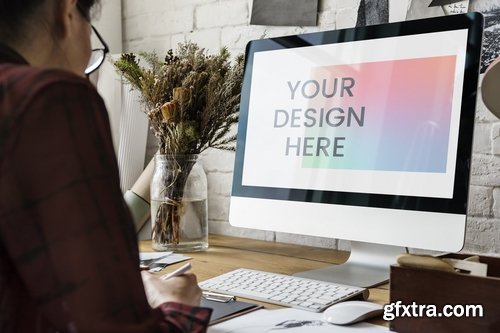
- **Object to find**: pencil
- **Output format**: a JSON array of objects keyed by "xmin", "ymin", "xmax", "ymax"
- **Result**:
[{"xmin": 160, "ymin": 262, "xmax": 192, "ymax": 280}]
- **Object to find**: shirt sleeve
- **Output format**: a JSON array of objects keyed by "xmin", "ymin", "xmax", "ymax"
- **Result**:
[{"xmin": 0, "ymin": 77, "xmax": 211, "ymax": 333}]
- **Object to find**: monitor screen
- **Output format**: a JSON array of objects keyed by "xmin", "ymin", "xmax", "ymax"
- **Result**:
[{"xmin": 230, "ymin": 13, "xmax": 483, "ymax": 253}]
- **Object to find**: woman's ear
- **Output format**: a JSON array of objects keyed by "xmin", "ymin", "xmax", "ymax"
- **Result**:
[{"xmin": 52, "ymin": 0, "xmax": 78, "ymax": 40}]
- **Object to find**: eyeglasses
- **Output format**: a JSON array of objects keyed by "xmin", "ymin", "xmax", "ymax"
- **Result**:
[
  {"xmin": 85, "ymin": 25, "xmax": 109, "ymax": 75},
  {"xmin": 76, "ymin": 2, "xmax": 109, "ymax": 75}
]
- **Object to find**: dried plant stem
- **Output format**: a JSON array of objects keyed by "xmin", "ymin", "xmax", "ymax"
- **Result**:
[
  {"xmin": 151, "ymin": 156, "xmax": 195, "ymax": 248},
  {"xmin": 153, "ymin": 200, "xmax": 183, "ymax": 245}
]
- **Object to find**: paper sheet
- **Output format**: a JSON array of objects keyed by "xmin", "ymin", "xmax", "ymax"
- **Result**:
[
  {"xmin": 389, "ymin": 0, "xmax": 412, "ymax": 22},
  {"xmin": 139, "ymin": 252, "xmax": 191, "ymax": 264},
  {"xmin": 139, "ymin": 252, "xmax": 173, "ymax": 261},
  {"xmin": 154, "ymin": 253, "xmax": 191, "ymax": 265},
  {"xmin": 406, "ymin": 0, "xmax": 446, "ymax": 20},
  {"xmin": 429, "ymin": 0, "xmax": 464, "ymax": 6},
  {"xmin": 208, "ymin": 308, "xmax": 389, "ymax": 333}
]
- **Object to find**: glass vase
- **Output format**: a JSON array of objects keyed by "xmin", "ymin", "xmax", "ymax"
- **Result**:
[{"xmin": 150, "ymin": 154, "xmax": 208, "ymax": 252}]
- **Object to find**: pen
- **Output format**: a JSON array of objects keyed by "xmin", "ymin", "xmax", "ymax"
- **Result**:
[{"xmin": 160, "ymin": 262, "xmax": 192, "ymax": 280}]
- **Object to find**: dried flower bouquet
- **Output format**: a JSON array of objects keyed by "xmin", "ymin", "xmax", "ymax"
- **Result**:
[{"xmin": 115, "ymin": 42, "xmax": 244, "ymax": 247}]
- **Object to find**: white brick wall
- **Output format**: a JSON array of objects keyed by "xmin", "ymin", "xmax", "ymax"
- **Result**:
[
  {"xmin": 492, "ymin": 123, "xmax": 500, "ymax": 155},
  {"xmin": 122, "ymin": 0, "xmax": 500, "ymax": 254},
  {"xmin": 195, "ymin": 0, "xmax": 248, "ymax": 29}
]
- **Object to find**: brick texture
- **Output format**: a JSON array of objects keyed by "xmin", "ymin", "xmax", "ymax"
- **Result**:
[{"xmin": 121, "ymin": 0, "xmax": 500, "ymax": 254}]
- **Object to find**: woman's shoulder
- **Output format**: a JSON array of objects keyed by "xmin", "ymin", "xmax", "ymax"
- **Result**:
[
  {"xmin": 2, "ymin": 65, "xmax": 93, "ymax": 91},
  {"xmin": 1, "ymin": 64, "xmax": 104, "ymax": 111}
]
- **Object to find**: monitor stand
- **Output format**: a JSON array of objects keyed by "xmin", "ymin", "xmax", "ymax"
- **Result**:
[{"xmin": 294, "ymin": 241, "xmax": 406, "ymax": 288}]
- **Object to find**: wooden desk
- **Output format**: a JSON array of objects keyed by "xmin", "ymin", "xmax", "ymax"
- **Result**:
[{"xmin": 139, "ymin": 234, "xmax": 389, "ymax": 326}]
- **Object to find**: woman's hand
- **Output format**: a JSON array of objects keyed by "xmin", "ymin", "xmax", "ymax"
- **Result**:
[{"xmin": 141, "ymin": 271, "xmax": 202, "ymax": 308}]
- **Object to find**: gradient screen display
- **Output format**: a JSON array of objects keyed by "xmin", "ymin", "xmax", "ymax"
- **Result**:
[{"xmin": 240, "ymin": 29, "xmax": 468, "ymax": 199}]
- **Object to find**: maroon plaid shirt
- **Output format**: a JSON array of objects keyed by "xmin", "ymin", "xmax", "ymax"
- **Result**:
[{"xmin": 0, "ymin": 43, "xmax": 211, "ymax": 333}]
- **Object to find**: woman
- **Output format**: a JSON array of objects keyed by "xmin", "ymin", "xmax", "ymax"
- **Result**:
[{"xmin": 0, "ymin": 0, "xmax": 211, "ymax": 332}]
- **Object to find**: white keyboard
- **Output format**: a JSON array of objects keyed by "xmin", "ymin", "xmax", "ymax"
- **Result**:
[{"xmin": 199, "ymin": 268, "xmax": 368, "ymax": 312}]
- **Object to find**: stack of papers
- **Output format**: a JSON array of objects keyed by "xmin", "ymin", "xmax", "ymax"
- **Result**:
[{"xmin": 139, "ymin": 252, "xmax": 191, "ymax": 272}]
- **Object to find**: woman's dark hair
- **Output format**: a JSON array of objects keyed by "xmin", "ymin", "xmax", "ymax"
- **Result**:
[
  {"xmin": 0, "ymin": 1, "xmax": 43, "ymax": 30},
  {"xmin": 0, "ymin": 0, "xmax": 99, "ymax": 42},
  {"xmin": 76, "ymin": 0, "xmax": 99, "ymax": 21}
]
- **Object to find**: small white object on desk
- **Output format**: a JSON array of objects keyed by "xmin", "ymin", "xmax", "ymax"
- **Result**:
[
  {"xmin": 139, "ymin": 252, "xmax": 191, "ymax": 268},
  {"xmin": 154, "ymin": 253, "xmax": 191, "ymax": 265},
  {"xmin": 139, "ymin": 251, "xmax": 173, "ymax": 261},
  {"xmin": 323, "ymin": 301, "xmax": 383, "ymax": 325}
]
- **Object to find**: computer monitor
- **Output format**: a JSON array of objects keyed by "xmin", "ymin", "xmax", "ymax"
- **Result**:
[{"xmin": 229, "ymin": 13, "xmax": 484, "ymax": 288}]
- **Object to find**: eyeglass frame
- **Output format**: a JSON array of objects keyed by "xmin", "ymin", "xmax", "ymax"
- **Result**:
[
  {"xmin": 76, "ymin": 2, "xmax": 110, "ymax": 75},
  {"xmin": 86, "ymin": 25, "xmax": 109, "ymax": 74}
]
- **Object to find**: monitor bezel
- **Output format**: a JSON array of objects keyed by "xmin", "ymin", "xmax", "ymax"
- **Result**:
[{"xmin": 232, "ymin": 13, "xmax": 483, "ymax": 217}]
